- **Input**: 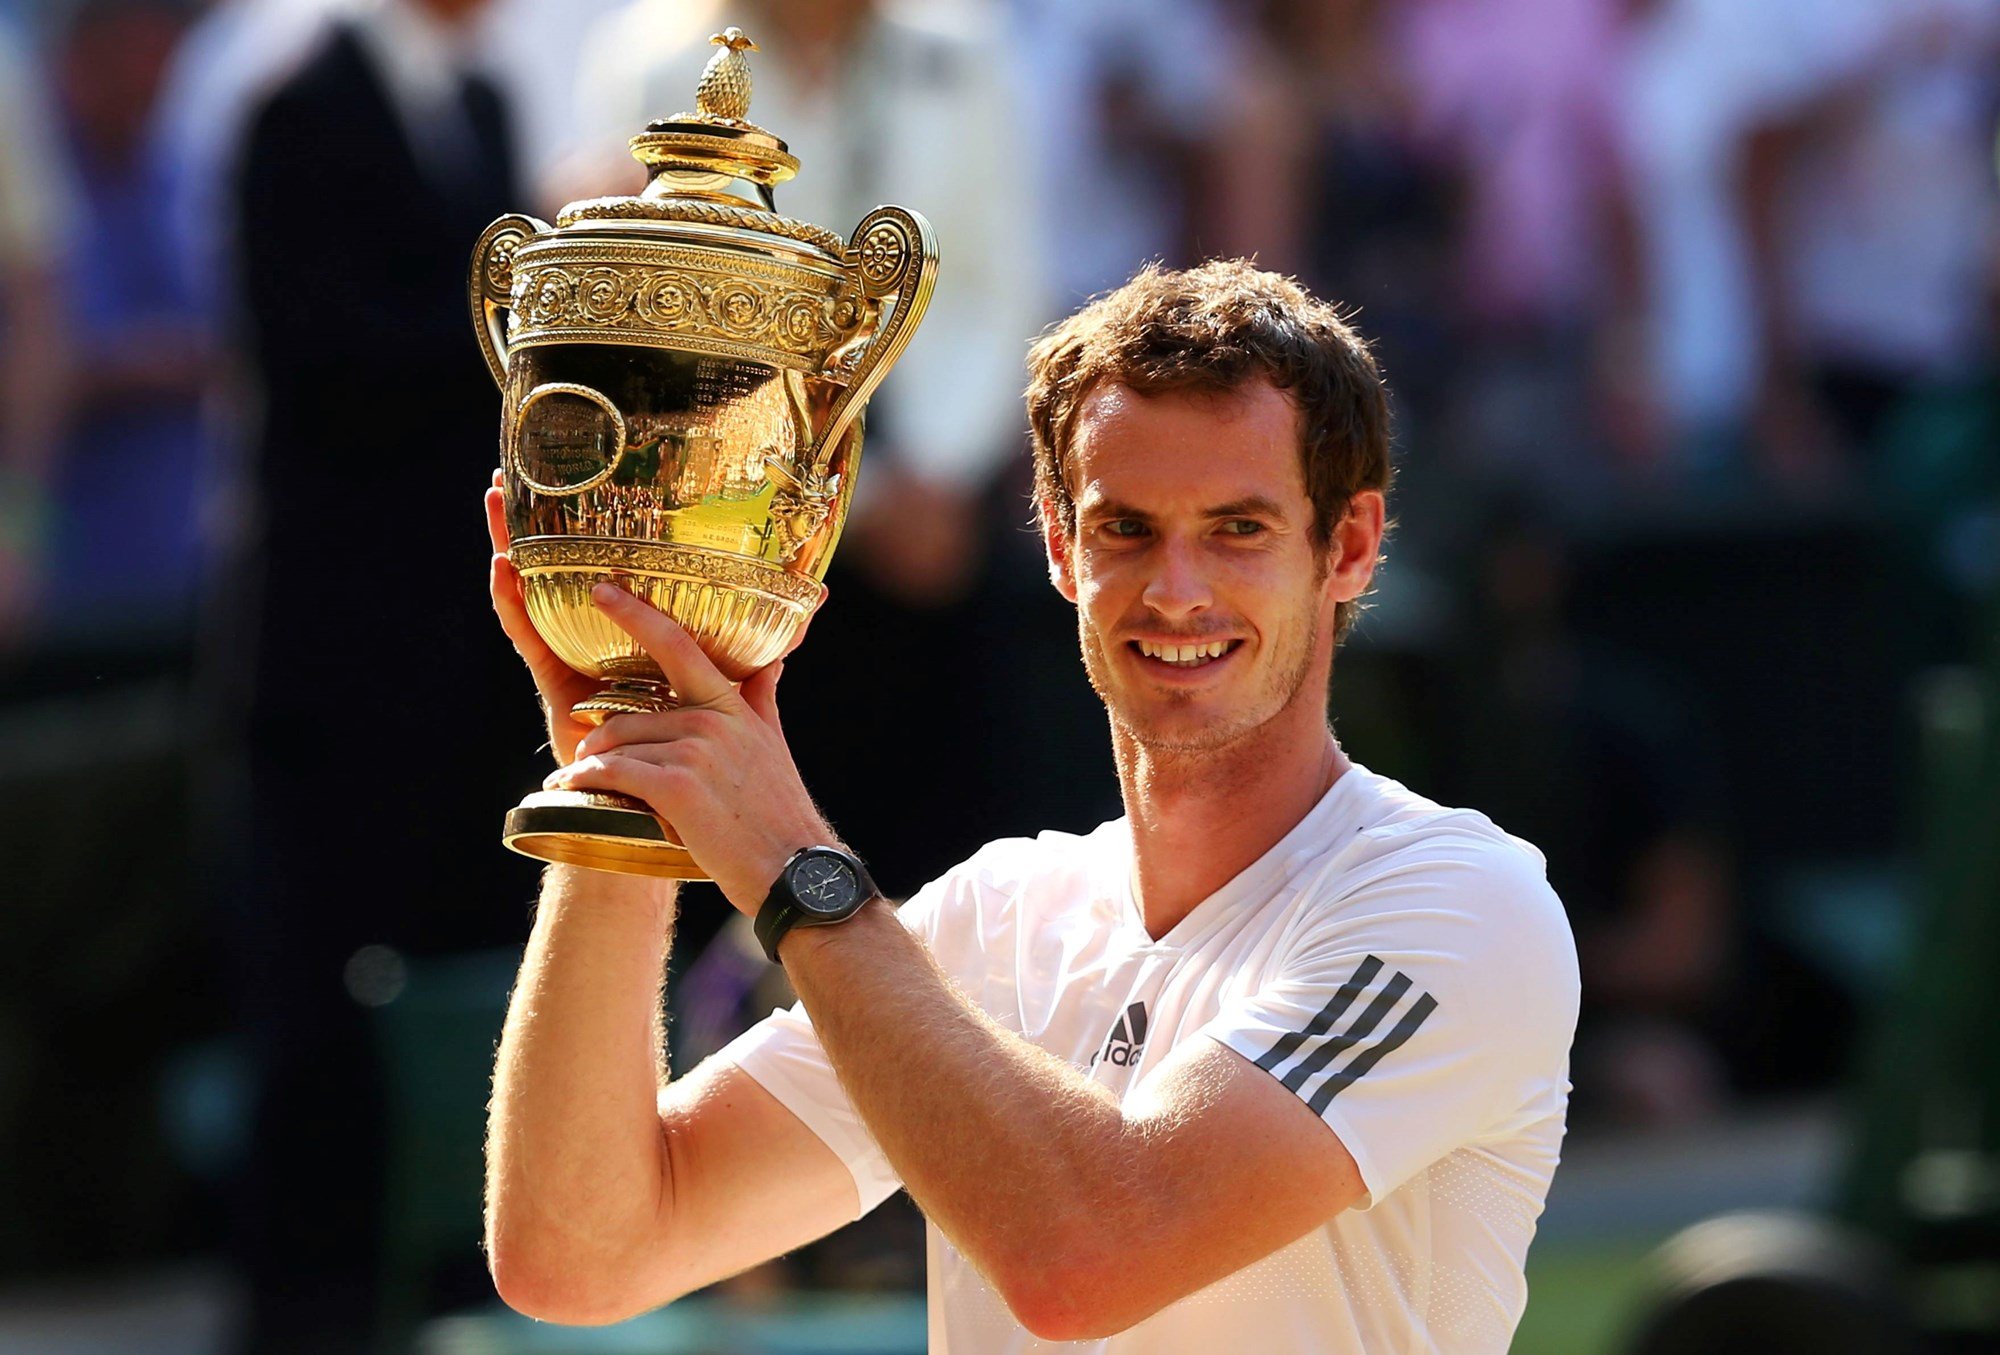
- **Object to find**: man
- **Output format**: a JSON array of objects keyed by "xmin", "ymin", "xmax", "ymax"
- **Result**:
[{"xmin": 483, "ymin": 261, "xmax": 1580, "ymax": 1352}]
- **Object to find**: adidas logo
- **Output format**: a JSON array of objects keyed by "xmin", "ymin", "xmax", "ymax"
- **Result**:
[{"xmin": 1092, "ymin": 1000, "xmax": 1149, "ymax": 1068}]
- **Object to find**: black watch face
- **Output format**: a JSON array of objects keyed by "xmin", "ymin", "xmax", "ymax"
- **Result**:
[{"xmin": 790, "ymin": 854, "xmax": 861, "ymax": 917}]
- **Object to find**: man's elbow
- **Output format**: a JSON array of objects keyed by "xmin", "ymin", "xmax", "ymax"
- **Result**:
[
  {"xmin": 487, "ymin": 1236, "xmax": 679, "ymax": 1327},
  {"xmin": 997, "ymin": 1250, "xmax": 1161, "ymax": 1343}
]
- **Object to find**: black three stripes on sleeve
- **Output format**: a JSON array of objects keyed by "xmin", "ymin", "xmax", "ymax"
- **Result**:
[{"xmin": 1253, "ymin": 955, "xmax": 1439, "ymax": 1116}]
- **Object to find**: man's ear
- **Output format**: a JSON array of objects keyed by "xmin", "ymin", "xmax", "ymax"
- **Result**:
[
  {"xmin": 1325, "ymin": 490, "xmax": 1386, "ymax": 605},
  {"xmin": 1039, "ymin": 498, "xmax": 1079, "ymax": 603}
]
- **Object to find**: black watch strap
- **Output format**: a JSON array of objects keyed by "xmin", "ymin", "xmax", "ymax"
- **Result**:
[{"xmin": 755, "ymin": 846, "xmax": 877, "ymax": 963}]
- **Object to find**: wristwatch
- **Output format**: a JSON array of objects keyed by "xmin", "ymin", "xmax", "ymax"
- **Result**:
[{"xmin": 755, "ymin": 846, "xmax": 878, "ymax": 962}]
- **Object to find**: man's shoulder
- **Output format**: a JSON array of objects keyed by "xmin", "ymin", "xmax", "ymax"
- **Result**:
[
  {"xmin": 940, "ymin": 819, "xmax": 1126, "ymax": 901},
  {"xmin": 893, "ymin": 821, "xmax": 1122, "ymax": 958},
  {"xmin": 1298, "ymin": 771, "xmax": 1575, "ymax": 972}
]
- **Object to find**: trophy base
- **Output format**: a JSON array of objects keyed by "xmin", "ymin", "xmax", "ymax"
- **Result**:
[{"xmin": 502, "ymin": 789, "xmax": 708, "ymax": 880}]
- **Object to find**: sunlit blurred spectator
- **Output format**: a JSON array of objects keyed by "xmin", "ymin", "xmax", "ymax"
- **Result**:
[
  {"xmin": 43, "ymin": 0, "xmax": 213, "ymax": 645},
  {"xmin": 481, "ymin": 0, "xmax": 626, "ymax": 205},
  {"xmin": 226, "ymin": 0, "xmax": 540, "ymax": 1345},
  {"xmin": 154, "ymin": 0, "xmax": 342, "ymax": 325},
  {"xmin": 0, "ymin": 19, "xmax": 75, "ymax": 643},
  {"xmin": 1394, "ymin": 0, "xmax": 1658, "ymax": 497},
  {"xmin": 1743, "ymin": 0, "xmax": 2000, "ymax": 485},
  {"xmin": 1001, "ymin": 0, "xmax": 1253, "ymax": 303},
  {"xmin": 1238, "ymin": 0, "xmax": 1456, "ymax": 472},
  {"xmin": 1628, "ymin": 0, "xmax": 2000, "ymax": 492}
]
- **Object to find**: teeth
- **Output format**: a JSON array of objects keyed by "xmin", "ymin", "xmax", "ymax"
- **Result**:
[{"xmin": 1137, "ymin": 639, "xmax": 1232, "ymax": 665}]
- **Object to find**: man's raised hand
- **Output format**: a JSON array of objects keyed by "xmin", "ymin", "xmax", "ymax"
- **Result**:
[
  {"xmin": 486, "ymin": 470, "xmax": 599, "ymax": 765},
  {"xmin": 544, "ymin": 582, "xmax": 832, "ymax": 912}
]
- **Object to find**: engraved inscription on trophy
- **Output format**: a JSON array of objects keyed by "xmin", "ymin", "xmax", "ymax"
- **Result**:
[{"xmin": 513, "ymin": 383, "xmax": 626, "ymax": 496}]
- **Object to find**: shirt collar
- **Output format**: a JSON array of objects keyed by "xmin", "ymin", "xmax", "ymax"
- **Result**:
[{"xmin": 1112, "ymin": 762, "xmax": 1384, "ymax": 950}]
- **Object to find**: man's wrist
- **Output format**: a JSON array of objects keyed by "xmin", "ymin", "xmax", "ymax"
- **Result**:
[
  {"xmin": 775, "ymin": 893, "xmax": 892, "ymax": 966},
  {"xmin": 722, "ymin": 822, "xmax": 842, "ymax": 917},
  {"xmin": 542, "ymin": 862, "xmax": 679, "ymax": 929}
]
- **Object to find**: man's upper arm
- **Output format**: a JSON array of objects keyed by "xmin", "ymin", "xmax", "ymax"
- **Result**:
[
  {"xmin": 1099, "ymin": 1036, "xmax": 1370, "ymax": 1315},
  {"xmin": 630, "ymin": 1054, "xmax": 862, "ymax": 1304}
]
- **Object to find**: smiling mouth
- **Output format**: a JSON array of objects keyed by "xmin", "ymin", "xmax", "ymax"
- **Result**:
[{"xmin": 1129, "ymin": 638, "xmax": 1242, "ymax": 669}]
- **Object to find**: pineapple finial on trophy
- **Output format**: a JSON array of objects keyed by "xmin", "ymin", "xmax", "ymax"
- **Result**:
[{"xmin": 697, "ymin": 27, "xmax": 759, "ymax": 122}]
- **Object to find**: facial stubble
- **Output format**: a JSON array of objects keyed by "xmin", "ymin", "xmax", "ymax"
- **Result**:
[{"xmin": 1076, "ymin": 570, "xmax": 1327, "ymax": 758}]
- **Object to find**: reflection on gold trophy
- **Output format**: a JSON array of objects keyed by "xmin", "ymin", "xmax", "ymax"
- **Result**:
[{"xmin": 470, "ymin": 27, "xmax": 937, "ymax": 879}]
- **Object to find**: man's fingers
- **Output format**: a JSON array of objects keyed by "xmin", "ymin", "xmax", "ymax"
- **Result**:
[
  {"xmin": 491, "ymin": 553, "xmax": 577, "ymax": 690},
  {"xmin": 485, "ymin": 484, "xmax": 512, "ymax": 555},
  {"xmin": 592, "ymin": 582, "xmax": 735, "ymax": 707},
  {"xmin": 489, "ymin": 553, "xmax": 539, "ymax": 648},
  {"xmin": 545, "ymin": 751, "xmax": 694, "ymax": 811},
  {"xmin": 573, "ymin": 707, "xmax": 719, "ymax": 759},
  {"xmin": 740, "ymin": 659, "xmax": 785, "ymax": 730},
  {"xmin": 544, "ymin": 743, "xmax": 701, "ymax": 789}
]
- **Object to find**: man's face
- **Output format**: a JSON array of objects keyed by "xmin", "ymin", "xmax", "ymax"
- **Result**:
[{"xmin": 1045, "ymin": 379, "xmax": 1380, "ymax": 754}]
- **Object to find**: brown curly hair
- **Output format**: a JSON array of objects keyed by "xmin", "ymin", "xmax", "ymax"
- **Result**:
[{"xmin": 1025, "ymin": 259, "xmax": 1393, "ymax": 641}]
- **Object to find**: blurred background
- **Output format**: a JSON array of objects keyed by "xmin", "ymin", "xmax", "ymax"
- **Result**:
[{"xmin": 0, "ymin": 0, "xmax": 1996, "ymax": 1350}]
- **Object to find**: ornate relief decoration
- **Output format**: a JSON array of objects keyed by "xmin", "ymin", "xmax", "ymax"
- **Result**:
[
  {"xmin": 762, "ymin": 456, "xmax": 841, "ymax": 563},
  {"xmin": 506, "ymin": 240, "xmax": 860, "ymax": 372},
  {"xmin": 510, "ymin": 537, "xmax": 821, "ymax": 607},
  {"xmin": 556, "ymin": 197, "xmax": 844, "ymax": 258}
]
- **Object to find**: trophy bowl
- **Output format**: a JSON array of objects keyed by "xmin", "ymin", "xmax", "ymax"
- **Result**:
[{"xmin": 470, "ymin": 29, "xmax": 936, "ymax": 879}]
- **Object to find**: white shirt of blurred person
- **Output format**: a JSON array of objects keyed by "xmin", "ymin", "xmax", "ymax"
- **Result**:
[
  {"xmin": 1396, "ymin": 0, "xmax": 1635, "ymax": 337},
  {"xmin": 1626, "ymin": 0, "xmax": 2000, "ymax": 445},
  {"xmin": 154, "ymin": 0, "xmax": 344, "ymax": 321},
  {"xmin": 999, "ymin": 0, "xmax": 1243, "ymax": 305},
  {"xmin": 483, "ymin": 262, "xmax": 1580, "ymax": 1353},
  {"xmin": 157, "ymin": 0, "xmax": 521, "ymax": 320},
  {"xmin": 563, "ymin": 0, "xmax": 1050, "ymax": 605},
  {"xmin": 0, "ymin": 18, "xmax": 76, "ymax": 633}
]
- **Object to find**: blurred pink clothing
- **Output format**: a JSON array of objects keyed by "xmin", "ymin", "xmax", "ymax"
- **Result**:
[{"xmin": 1394, "ymin": 0, "xmax": 1632, "ymax": 330}]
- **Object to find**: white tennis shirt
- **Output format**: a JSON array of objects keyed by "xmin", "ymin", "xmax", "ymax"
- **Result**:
[{"xmin": 719, "ymin": 764, "xmax": 1580, "ymax": 1352}]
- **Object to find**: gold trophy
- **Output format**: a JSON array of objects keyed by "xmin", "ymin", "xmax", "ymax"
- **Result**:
[{"xmin": 470, "ymin": 28, "xmax": 937, "ymax": 879}]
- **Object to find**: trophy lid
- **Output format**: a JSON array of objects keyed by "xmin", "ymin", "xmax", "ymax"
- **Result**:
[{"xmin": 554, "ymin": 27, "xmax": 846, "ymax": 259}]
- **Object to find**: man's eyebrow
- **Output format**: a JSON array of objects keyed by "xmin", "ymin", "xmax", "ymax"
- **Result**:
[
  {"xmin": 1079, "ymin": 497, "xmax": 1153, "ymax": 520},
  {"xmin": 1078, "ymin": 495, "xmax": 1291, "ymax": 520},
  {"xmin": 1205, "ymin": 495, "xmax": 1288, "ymax": 519}
]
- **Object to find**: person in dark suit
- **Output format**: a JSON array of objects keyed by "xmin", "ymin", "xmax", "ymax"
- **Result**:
[{"xmin": 227, "ymin": 0, "xmax": 541, "ymax": 1346}]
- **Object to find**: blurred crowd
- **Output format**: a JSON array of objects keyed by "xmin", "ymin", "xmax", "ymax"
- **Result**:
[{"xmin": 1, "ymin": 0, "xmax": 1997, "ymax": 1348}]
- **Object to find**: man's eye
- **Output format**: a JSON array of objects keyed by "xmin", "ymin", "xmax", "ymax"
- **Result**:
[
  {"xmin": 1101, "ymin": 519, "xmax": 1147, "ymax": 538},
  {"xmin": 1219, "ymin": 519, "xmax": 1265, "ymax": 536}
]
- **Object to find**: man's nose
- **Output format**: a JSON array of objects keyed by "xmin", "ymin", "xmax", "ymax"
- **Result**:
[{"xmin": 1141, "ymin": 538, "xmax": 1212, "ymax": 619}]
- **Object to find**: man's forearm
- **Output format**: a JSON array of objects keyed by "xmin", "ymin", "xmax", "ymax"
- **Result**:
[
  {"xmin": 485, "ymin": 865, "xmax": 679, "ymax": 1297},
  {"xmin": 781, "ymin": 901, "xmax": 1139, "ymax": 1303}
]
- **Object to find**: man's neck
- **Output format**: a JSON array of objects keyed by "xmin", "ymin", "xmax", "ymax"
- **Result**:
[{"xmin": 1114, "ymin": 700, "xmax": 1348, "ymax": 940}]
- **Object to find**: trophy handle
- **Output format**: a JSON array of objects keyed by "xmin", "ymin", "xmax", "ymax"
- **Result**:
[
  {"xmin": 808, "ymin": 206, "xmax": 939, "ymax": 475},
  {"xmin": 469, "ymin": 214, "xmax": 550, "ymax": 388}
]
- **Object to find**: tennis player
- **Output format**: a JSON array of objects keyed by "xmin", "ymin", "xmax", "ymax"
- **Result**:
[{"xmin": 483, "ymin": 260, "xmax": 1580, "ymax": 1352}]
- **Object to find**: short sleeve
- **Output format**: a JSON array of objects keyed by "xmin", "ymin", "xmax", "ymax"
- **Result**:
[
  {"xmin": 710, "ymin": 875, "xmax": 958, "ymax": 1217},
  {"xmin": 1203, "ymin": 831, "xmax": 1579, "ymax": 1207},
  {"xmin": 713, "ymin": 1000, "xmax": 903, "ymax": 1217}
]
